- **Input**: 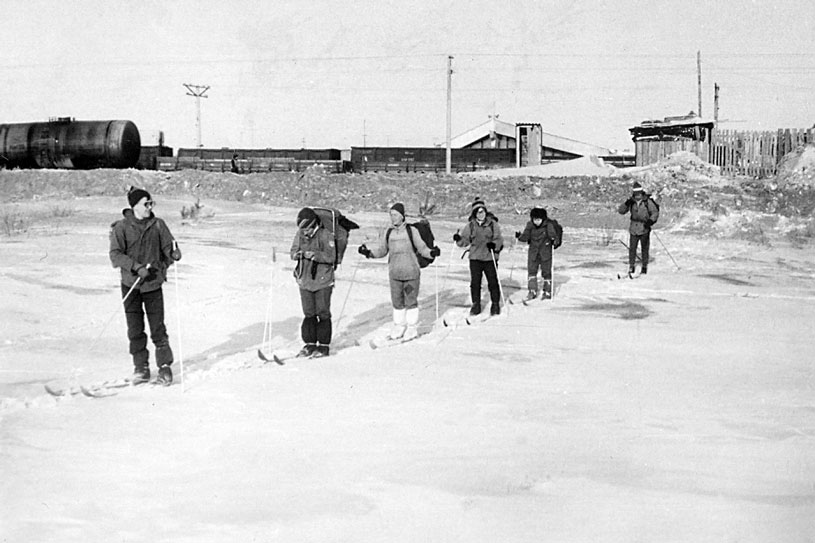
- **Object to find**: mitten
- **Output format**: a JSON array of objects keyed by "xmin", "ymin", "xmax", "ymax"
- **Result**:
[
  {"xmin": 486, "ymin": 242, "xmax": 496, "ymax": 251},
  {"xmin": 453, "ymin": 233, "xmax": 461, "ymax": 242},
  {"xmin": 430, "ymin": 246, "xmax": 441, "ymax": 258}
]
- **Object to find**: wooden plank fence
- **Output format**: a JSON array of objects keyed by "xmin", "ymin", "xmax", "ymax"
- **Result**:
[
  {"xmin": 710, "ymin": 127, "xmax": 814, "ymax": 178},
  {"xmin": 634, "ymin": 139, "xmax": 709, "ymax": 167}
]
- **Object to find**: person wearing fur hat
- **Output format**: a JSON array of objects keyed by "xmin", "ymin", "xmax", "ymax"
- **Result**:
[
  {"xmin": 515, "ymin": 207, "xmax": 559, "ymax": 300},
  {"xmin": 453, "ymin": 198, "xmax": 505, "ymax": 316},
  {"xmin": 617, "ymin": 181, "xmax": 660, "ymax": 274},
  {"xmin": 290, "ymin": 207, "xmax": 336, "ymax": 358},
  {"xmin": 359, "ymin": 203, "xmax": 440, "ymax": 341},
  {"xmin": 109, "ymin": 187, "xmax": 182, "ymax": 386}
]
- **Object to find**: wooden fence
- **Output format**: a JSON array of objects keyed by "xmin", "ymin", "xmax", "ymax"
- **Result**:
[
  {"xmin": 710, "ymin": 127, "xmax": 814, "ymax": 178},
  {"xmin": 634, "ymin": 139, "xmax": 709, "ymax": 167}
]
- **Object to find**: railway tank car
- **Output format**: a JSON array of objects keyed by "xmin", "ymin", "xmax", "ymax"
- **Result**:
[{"xmin": 0, "ymin": 118, "xmax": 141, "ymax": 169}]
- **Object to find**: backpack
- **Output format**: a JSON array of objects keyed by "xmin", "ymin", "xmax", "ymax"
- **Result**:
[
  {"xmin": 386, "ymin": 219, "xmax": 436, "ymax": 268},
  {"xmin": 548, "ymin": 218, "xmax": 563, "ymax": 249},
  {"xmin": 312, "ymin": 207, "xmax": 359, "ymax": 269}
]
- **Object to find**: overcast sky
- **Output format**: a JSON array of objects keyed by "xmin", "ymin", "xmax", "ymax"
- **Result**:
[{"xmin": 2, "ymin": 0, "xmax": 813, "ymax": 152}]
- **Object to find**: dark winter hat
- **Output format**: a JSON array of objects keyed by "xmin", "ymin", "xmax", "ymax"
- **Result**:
[
  {"xmin": 127, "ymin": 187, "xmax": 151, "ymax": 208},
  {"xmin": 296, "ymin": 207, "xmax": 319, "ymax": 229},
  {"xmin": 632, "ymin": 181, "xmax": 644, "ymax": 193},
  {"xmin": 389, "ymin": 202, "xmax": 406, "ymax": 218},
  {"xmin": 530, "ymin": 207, "xmax": 547, "ymax": 221}
]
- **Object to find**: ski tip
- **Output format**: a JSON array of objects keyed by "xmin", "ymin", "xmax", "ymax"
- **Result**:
[
  {"xmin": 44, "ymin": 384, "xmax": 64, "ymax": 397},
  {"xmin": 257, "ymin": 349, "xmax": 269, "ymax": 361},
  {"xmin": 368, "ymin": 339, "xmax": 379, "ymax": 350},
  {"xmin": 272, "ymin": 354, "xmax": 285, "ymax": 365}
]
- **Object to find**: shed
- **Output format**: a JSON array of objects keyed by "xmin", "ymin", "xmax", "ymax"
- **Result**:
[{"xmin": 629, "ymin": 112, "xmax": 715, "ymax": 166}]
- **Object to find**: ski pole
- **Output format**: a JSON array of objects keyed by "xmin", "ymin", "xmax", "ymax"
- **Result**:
[
  {"xmin": 335, "ymin": 259, "xmax": 359, "ymax": 332},
  {"xmin": 652, "ymin": 230, "xmax": 680, "ymax": 270},
  {"xmin": 261, "ymin": 248, "xmax": 276, "ymax": 355},
  {"xmin": 618, "ymin": 238, "xmax": 643, "ymax": 264},
  {"xmin": 434, "ymin": 251, "xmax": 439, "ymax": 322},
  {"xmin": 172, "ymin": 242, "xmax": 185, "ymax": 392},
  {"xmin": 490, "ymin": 248, "xmax": 507, "ymax": 312},
  {"xmin": 90, "ymin": 265, "xmax": 149, "ymax": 350}
]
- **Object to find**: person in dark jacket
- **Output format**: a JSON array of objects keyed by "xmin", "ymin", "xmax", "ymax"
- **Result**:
[
  {"xmin": 617, "ymin": 181, "xmax": 660, "ymax": 274},
  {"xmin": 290, "ymin": 207, "xmax": 336, "ymax": 358},
  {"xmin": 359, "ymin": 203, "xmax": 440, "ymax": 341},
  {"xmin": 109, "ymin": 187, "xmax": 181, "ymax": 385},
  {"xmin": 515, "ymin": 207, "xmax": 558, "ymax": 300},
  {"xmin": 231, "ymin": 153, "xmax": 240, "ymax": 174},
  {"xmin": 454, "ymin": 198, "xmax": 505, "ymax": 316}
]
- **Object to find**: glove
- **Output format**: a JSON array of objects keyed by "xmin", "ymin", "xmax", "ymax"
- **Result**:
[
  {"xmin": 303, "ymin": 250, "xmax": 315, "ymax": 260},
  {"xmin": 486, "ymin": 242, "xmax": 496, "ymax": 251},
  {"xmin": 136, "ymin": 265, "xmax": 155, "ymax": 281},
  {"xmin": 453, "ymin": 233, "xmax": 462, "ymax": 242},
  {"xmin": 625, "ymin": 198, "xmax": 635, "ymax": 207},
  {"xmin": 358, "ymin": 244, "xmax": 372, "ymax": 258},
  {"xmin": 292, "ymin": 250, "xmax": 303, "ymax": 260},
  {"xmin": 430, "ymin": 246, "xmax": 441, "ymax": 258},
  {"xmin": 514, "ymin": 231, "xmax": 521, "ymax": 240},
  {"xmin": 644, "ymin": 219, "xmax": 654, "ymax": 228},
  {"xmin": 171, "ymin": 248, "xmax": 182, "ymax": 261}
]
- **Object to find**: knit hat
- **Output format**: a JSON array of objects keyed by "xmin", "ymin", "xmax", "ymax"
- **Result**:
[
  {"xmin": 530, "ymin": 207, "xmax": 547, "ymax": 221},
  {"xmin": 471, "ymin": 197, "xmax": 486, "ymax": 213},
  {"xmin": 127, "ymin": 187, "xmax": 151, "ymax": 208},
  {"xmin": 296, "ymin": 207, "xmax": 319, "ymax": 229},
  {"xmin": 632, "ymin": 181, "xmax": 644, "ymax": 193},
  {"xmin": 389, "ymin": 202, "xmax": 406, "ymax": 218}
]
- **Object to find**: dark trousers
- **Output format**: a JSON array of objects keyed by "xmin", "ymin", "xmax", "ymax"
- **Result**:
[
  {"xmin": 469, "ymin": 259, "xmax": 500, "ymax": 307},
  {"xmin": 299, "ymin": 287, "xmax": 333, "ymax": 345},
  {"xmin": 122, "ymin": 285, "xmax": 173, "ymax": 369},
  {"xmin": 629, "ymin": 233, "xmax": 651, "ymax": 271}
]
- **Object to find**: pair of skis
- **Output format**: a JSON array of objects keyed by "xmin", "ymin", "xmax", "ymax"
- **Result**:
[{"xmin": 44, "ymin": 377, "xmax": 157, "ymax": 399}]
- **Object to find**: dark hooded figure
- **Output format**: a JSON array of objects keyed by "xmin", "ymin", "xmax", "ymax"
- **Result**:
[
  {"xmin": 289, "ymin": 207, "xmax": 336, "ymax": 357},
  {"xmin": 515, "ymin": 207, "xmax": 559, "ymax": 300}
]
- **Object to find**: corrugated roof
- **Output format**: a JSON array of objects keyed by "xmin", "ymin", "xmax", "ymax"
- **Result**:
[{"xmin": 451, "ymin": 117, "xmax": 614, "ymax": 156}]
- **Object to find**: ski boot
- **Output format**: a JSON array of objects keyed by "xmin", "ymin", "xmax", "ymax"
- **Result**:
[
  {"xmin": 132, "ymin": 366, "xmax": 150, "ymax": 385},
  {"xmin": 310, "ymin": 345, "xmax": 330, "ymax": 358},
  {"xmin": 490, "ymin": 304, "xmax": 501, "ymax": 316},
  {"xmin": 157, "ymin": 365, "xmax": 173, "ymax": 386},
  {"xmin": 297, "ymin": 343, "xmax": 317, "ymax": 358},
  {"xmin": 469, "ymin": 303, "xmax": 481, "ymax": 316}
]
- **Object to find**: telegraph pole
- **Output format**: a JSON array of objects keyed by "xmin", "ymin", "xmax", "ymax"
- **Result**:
[
  {"xmin": 713, "ymin": 83, "xmax": 720, "ymax": 125},
  {"xmin": 696, "ymin": 51, "xmax": 702, "ymax": 117},
  {"xmin": 446, "ymin": 55, "xmax": 453, "ymax": 175},
  {"xmin": 183, "ymin": 83, "xmax": 210, "ymax": 148}
]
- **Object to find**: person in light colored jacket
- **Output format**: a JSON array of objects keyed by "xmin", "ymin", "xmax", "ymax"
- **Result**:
[{"xmin": 359, "ymin": 203, "xmax": 440, "ymax": 340}]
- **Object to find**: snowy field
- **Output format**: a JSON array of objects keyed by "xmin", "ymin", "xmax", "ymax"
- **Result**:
[{"xmin": 1, "ymin": 195, "xmax": 814, "ymax": 542}]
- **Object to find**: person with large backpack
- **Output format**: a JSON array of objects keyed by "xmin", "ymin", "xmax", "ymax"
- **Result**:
[
  {"xmin": 358, "ymin": 203, "xmax": 440, "ymax": 341},
  {"xmin": 617, "ymin": 181, "xmax": 660, "ymax": 275},
  {"xmin": 515, "ymin": 207, "xmax": 561, "ymax": 301},
  {"xmin": 454, "ymin": 198, "xmax": 505, "ymax": 316},
  {"xmin": 289, "ymin": 207, "xmax": 337, "ymax": 358}
]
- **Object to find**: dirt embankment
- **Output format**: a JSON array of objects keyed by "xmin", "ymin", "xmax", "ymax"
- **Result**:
[{"xmin": 2, "ymin": 148, "xmax": 814, "ymax": 244}]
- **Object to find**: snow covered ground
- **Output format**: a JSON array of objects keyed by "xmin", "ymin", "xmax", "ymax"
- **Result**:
[{"xmin": 1, "ymin": 195, "xmax": 814, "ymax": 542}]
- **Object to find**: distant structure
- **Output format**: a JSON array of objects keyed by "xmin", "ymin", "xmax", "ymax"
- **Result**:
[
  {"xmin": 629, "ymin": 112, "xmax": 715, "ymax": 167},
  {"xmin": 451, "ymin": 116, "xmax": 633, "ymax": 168}
]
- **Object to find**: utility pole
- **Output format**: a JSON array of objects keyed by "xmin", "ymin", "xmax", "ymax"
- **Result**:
[
  {"xmin": 446, "ymin": 55, "xmax": 453, "ymax": 175},
  {"xmin": 713, "ymin": 83, "xmax": 720, "ymax": 125},
  {"xmin": 183, "ymin": 83, "xmax": 209, "ymax": 148},
  {"xmin": 696, "ymin": 51, "xmax": 702, "ymax": 117},
  {"xmin": 363, "ymin": 119, "xmax": 367, "ymax": 148}
]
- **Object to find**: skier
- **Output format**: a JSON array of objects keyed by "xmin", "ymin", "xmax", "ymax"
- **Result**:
[
  {"xmin": 453, "ymin": 198, "xmax": 505, "ymax": 316},
  {"xmin": 290, "ymin": 207, "xmax": 336, "ymax": 358},
  {"xmin": 515, "ymin": 207, "xmax": 558, "ymax": 300},
  {"xmin": 109, "ymin": 187, "xmax": 182, "ymax": 386},
  {"xmin": 358, "ymin": 203, "xmax": 440, "ymax": 341},
  {"xmin": 617, "ymin": 181, "xmax": 660, "ymax": 275}
]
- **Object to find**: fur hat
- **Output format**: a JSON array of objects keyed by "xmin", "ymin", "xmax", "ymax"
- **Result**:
[
  {"xmin": 530, "ymin": 207, "xmax": 547, "ymax": 221},
  {"xmin": 389, "ymin": 202, "xmax": 406, "ymax": 218},
  {"xmin": 632, "ymin": 181, "xmax": 644, "ymax": 193},
  {"xmin": 296, "ymin": 207, "xmax": 319, "ymax": 229},
  {"xmin": 127, "ymin": 187, "xmax": 151, "ymax": 208}
]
